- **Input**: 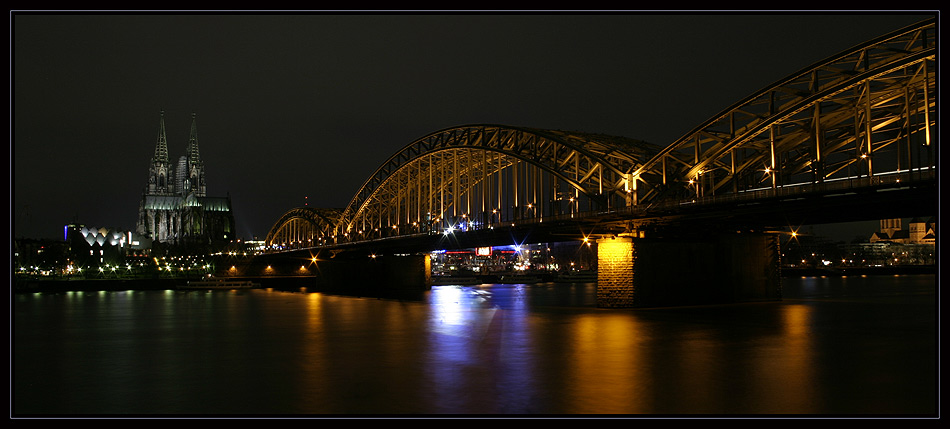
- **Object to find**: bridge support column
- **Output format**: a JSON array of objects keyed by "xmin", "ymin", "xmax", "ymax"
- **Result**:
[
  {"xmin": 596, "ymin": 232, "xmax": 782, "ymax": 308},
  {"xmin": 314, "ymin": 254, "xmax": 432, "ymax": 297},
  {"xmin": 596, "ymin": 236, "xmax": 636, "ymax": 308}
]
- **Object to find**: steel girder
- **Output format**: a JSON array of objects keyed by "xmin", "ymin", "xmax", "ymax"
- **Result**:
[
  {"xmin": 334, "ymin": 125, "xmax": 662, "ymax": 241},
  {"xmin": 264, "ymin": 207, "xmax": 342, "ymax": 250},
  {"xmin": 631, "ymin": 18, "xmax": 936, "ymax": 203},
  {"xmin": 269, "ymin": 19, "xmax": 936, "ymax": 247}
]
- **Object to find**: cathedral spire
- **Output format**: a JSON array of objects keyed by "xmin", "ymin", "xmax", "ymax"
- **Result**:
[
  {"xmin": 147, "ymin": 109, "xmax": 172, "ymax": 195},
  {"xmin": 183, "ymin": 112, "xmax": 206, "ymax": 197},
  {"xmin": 187, "ymin": 112, "xmax": 200, "ymax": 161},
  {"xmin": 153, "ymin": 109, "xmax": 169, "ymax": 163}
]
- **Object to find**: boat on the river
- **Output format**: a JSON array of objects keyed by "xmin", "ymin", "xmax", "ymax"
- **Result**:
[
  {"xmin": 179, "ymin": 278, "xmax": 260, "ymax": 290},
  {"xmin": 497, "ymin": 274, "xmax": 542, "ymax": 284},
  {"xmin": 555, "ymin": 270, "xmax": 598, "ymax": 283},
  {"xmin": 431, "ymin": 276, "xmax": 482, "ymax": 286}
]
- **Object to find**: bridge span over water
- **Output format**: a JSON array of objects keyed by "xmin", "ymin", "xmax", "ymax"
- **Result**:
[{"xmin": 253, "ymin": 19, "xmax": 935, "ymax": 307}]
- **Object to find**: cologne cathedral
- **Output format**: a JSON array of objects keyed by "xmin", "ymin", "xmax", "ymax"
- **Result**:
[{"xmin": 136, "ymin": 111, "xmax": 235, "ymax": 248}]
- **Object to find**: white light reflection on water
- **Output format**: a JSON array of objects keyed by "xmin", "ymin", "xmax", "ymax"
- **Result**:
[
  {"xmin": 424, "ymin": 285, "xmax": 541, "ymax": 413},
  {"xmin": 13, "ymin": 275, "xmax": 936, "ymax": 416}
]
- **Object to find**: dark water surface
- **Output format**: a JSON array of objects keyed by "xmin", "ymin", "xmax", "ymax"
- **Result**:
[{"xmin": 13, "ymin": 275, "xmax": 937, "ymax": 417}]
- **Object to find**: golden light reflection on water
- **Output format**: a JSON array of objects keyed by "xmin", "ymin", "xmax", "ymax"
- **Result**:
[
  {"xmin": 12, "ymin": 275, "xmax": 935, "ymax": 415},
  {"xmin": 564, "ymin": 313, "xmax": 649, "ymax": 413},
  {"xmin": 263, "ymin": 289, "xmax": 836, "ymax": 414},
  {"xmin": 553, "ymin": 303, "xmax": 821, "ymax": 414},
  {"xmin": 769, "ymin": 304, "xmax": 818, "ymax": 413}
]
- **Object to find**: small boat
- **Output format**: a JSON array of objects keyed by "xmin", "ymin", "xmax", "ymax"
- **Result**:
[
  {"xmin": 179, "ymin": 279, "xmax": 260, "ymax": 290},
  {"xmin": 431, "ymin": 276, "xmax": 482, "ymax": 286},
  {"xmin": 555, "ymin": 270, "xmax": 598, "ymax": 283},
  {"xmin": 497, "ymin": 274, "xmax": 542, "ymax": 284}
]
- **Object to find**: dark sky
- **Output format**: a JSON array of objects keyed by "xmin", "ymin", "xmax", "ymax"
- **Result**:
[{"xmin": 11, "ymin": 11, "xmax": 935, "ymax": 242}]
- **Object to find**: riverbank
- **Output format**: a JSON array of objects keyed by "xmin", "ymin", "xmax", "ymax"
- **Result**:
[
  {"xmin": 13, "ymin": 265, "xmax": 936, "ymax": 294},
  {"xmin": 13, "ymin": 278, "xmax": 181, "ymax": 293},
  {"xmin": 781, "ymin": 265, "xmax": 936, "ymax": 277},
  {"xmin": 12, "ymin": 276, "xmax": 319, "ymax": 294}
]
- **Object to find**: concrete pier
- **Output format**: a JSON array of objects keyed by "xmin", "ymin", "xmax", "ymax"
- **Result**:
[
  {"xmin": 311, "ymin": 254, "xmax": 432, "ymax": 295},
  {"xmin": 597, "ymin": 232, "xmax": 782, "ymax": 308},
  {"xmin": 221, "ymin": 251, "xmax": 432, "ymax": 296}
]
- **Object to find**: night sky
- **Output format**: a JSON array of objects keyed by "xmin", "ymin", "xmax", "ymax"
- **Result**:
[{"xmin": 11, "ymin": 11, "xmax": 934, "ymax": 242}]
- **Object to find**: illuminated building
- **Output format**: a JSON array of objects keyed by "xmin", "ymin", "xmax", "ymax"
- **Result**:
[
  {"xmin": 63, "ymin": 223, "xmax": 150, "ymax": 268},
  {"xmin": 136, "ymin": 110, "xmax": 235, "ymax": 247},
  {"xmin": 870, "ymin": 217, "xmax": 936, "ymax": 245}
]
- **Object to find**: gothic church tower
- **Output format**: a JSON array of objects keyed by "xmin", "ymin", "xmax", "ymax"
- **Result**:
[
  {"xmin": 177, "ymin": 113, "xmax": 206, "ymax": 197},
  {"xmin": 147, "ymin": 110, "xmax": 174, "ymax": 195},
  {"xmin": 137, "ymin": 110, "xmax": 235, "ymax": 247}
]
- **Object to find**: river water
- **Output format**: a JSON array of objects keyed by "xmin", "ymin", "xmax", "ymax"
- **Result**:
[{"xmin": 12, "ymin": 274, "xmax": 937, "ymax": 417}]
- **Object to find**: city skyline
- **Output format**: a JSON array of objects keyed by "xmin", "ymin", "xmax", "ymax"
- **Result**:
[{"xmin": 11, "ymin": 11, "xmax": 935, "ymax": 242}]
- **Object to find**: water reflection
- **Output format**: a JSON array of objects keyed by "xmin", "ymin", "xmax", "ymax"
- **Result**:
[{"xmin": 13, "ymin": 275, "xmax": 936, "ymax": 416}]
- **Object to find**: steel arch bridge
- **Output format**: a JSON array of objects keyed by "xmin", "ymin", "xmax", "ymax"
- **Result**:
[
  {"xmin": 630, "ymin": 17, "xmax": 936, "ymax": 204},
  {"xmin": 270, "ymin": 18, "xmax": 936, "ymax": 249},
  {"xmin": 264, "ymin": 207, "xmax": 342, "ymax": 250},
  {"xmin": 334, "ymin": 126, "xmax": 664, "ymax": 242}
]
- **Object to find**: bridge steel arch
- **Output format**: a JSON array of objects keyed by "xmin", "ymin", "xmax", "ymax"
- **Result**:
[
  {"xmin": 333, "ymin": 126, "xmax": 664, "ymax": 242},
  {"xmin": 630, "ymin": 18, "xmax": 936, "ymax": 205},
  {"xmin": 270, "ymin": 19, "xmax": 935, "ymax": 249},
  {"xmin": 264, "ymin": 207, "xmax": 342, "ymax": 250}
]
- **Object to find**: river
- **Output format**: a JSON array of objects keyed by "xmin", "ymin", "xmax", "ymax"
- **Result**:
[{"xmin": 12, "ymin": 274, "xmax": 937, "ymax": 417}]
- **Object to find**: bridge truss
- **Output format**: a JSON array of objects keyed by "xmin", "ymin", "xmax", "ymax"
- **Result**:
[
  {"xmin": 264, "ymin": 207, "xmax": 341, "ymax": 250},
  {"xmin": 270, "ymin": 18, "xmax": 936, "ymax": 249},
  {"xmin": 632, "ymin": 18, "xmax": 936, "ymax": 204},
  {"xmin": 333, "ymin": 126, "xmax": 663, "ymax": 242}
]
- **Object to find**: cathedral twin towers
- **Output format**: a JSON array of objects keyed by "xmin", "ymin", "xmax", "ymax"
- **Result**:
[{"xmin": 136, "ymin": 111, "xmax": 235, "ymax": 248}]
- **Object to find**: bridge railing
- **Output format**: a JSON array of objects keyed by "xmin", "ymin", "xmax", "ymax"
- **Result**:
[
  {"xmin": 604, "ymin": 168, "xmax": 936, "ymax": 224},
  {"xmin": 268, "ymin": 168, "xmax": 934, "ymax": 253},
  {"xmin": 499, "ymin": 168, "xmax": 937, "ymax": 230}
]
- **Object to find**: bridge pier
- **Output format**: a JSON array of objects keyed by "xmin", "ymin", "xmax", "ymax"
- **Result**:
[
  {"xmin": 596, "ymin": 231, "xmax": 782, "ymax": 308},
  {"xmin": 312, "ymin": 254, "xmax": 432, "ymax": 296},
  {"xmin": 222, "ymin": 252, "xmax": 432, "ymax": 296}
]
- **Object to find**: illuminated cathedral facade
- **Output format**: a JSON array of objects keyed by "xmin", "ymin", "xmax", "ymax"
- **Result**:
[{"xmin": 136, "ymin": 111, "xmax": 235, "ymax": 247}]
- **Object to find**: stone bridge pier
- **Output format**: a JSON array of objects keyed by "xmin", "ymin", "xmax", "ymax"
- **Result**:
[
  {"xmin": 596, "ymin": 231, "xmax": 782, "ymax": 308},
  {"xmin": 219, "ymin": 251, "xmax": 432, "ymax": 296},
  {"xmin": 311, "ymin": 253, "xmax": 432, "ymax": 296}
]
